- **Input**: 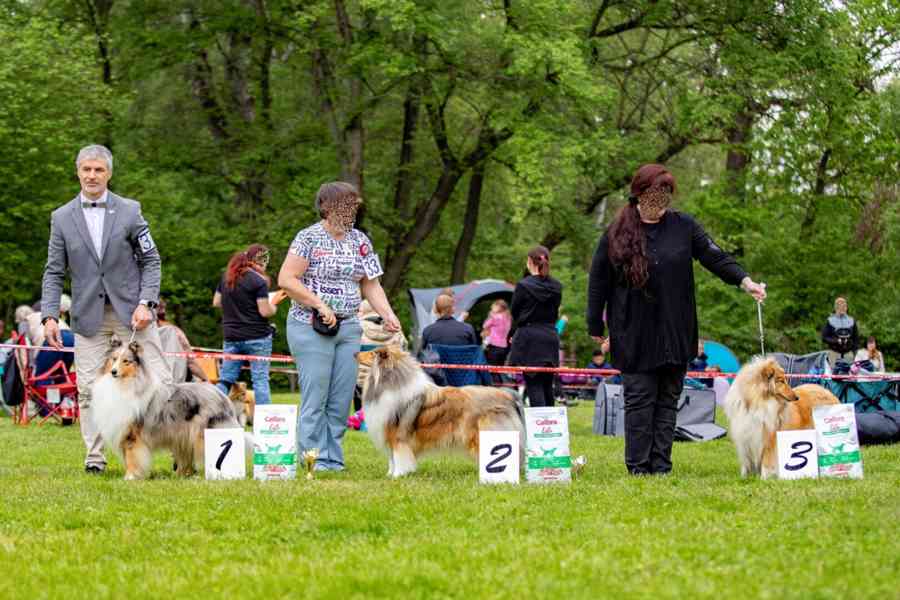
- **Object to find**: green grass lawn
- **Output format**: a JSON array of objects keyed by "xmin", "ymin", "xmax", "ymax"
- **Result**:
[{"xmin": 1, "ymin": 393, "xmax": 898, "ymax": 599}]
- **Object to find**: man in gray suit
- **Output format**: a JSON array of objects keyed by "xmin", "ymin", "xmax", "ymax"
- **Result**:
[{"xmin": 41, "ymin": 144, "xmax": 172, "ymax": 473}]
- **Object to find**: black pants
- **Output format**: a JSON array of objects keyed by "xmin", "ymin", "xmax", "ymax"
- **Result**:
[
  {"xmin": 622, "ymin": 365, "xmax": 686, "ymax": 475},
  {"xmin": 485, "ymin": 345, "xmax": 509, "ymax": 384},
  {"xmin": 524, "ymin": 372, "xmax": 555, "ymax": 407}
]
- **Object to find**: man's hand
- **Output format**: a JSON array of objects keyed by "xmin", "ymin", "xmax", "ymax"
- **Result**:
[
  {"xmin": 132, "ymin": 304, "xmax": 154, "ymax": 331},
  {"xmin": 44, "ymin": 318, "xmax": 63, "ymax": 350}
]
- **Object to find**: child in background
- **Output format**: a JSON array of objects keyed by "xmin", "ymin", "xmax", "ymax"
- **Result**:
[{"xmin": 482, "ymin": 300, "xmax": 512, "ymax": 367}]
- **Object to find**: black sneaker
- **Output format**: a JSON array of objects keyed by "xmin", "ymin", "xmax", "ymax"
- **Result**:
[{"xmin": 85, "ymin": 465, "xmax": 105, "ymax": 474}]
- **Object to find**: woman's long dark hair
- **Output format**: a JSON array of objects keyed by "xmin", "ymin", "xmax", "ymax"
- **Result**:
[
  {"xmin": 608, "ymin": 164, "xmax": 676, "ymax": 288},
  {"xmin": 527, "ymin": 245, "xmax": 551, "ymax": 277},
  {"xmin": 225, "ymin": 244, "xmax": 270, "ymax": 289}
]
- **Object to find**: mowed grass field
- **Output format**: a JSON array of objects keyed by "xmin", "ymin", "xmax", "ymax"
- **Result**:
[{"xmin": 1, "ymin": 393, "xmax": 899, "ymax": 600}]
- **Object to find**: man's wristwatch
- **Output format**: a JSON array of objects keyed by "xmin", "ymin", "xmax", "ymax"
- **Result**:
[{"xmin": 139, "ymin": 299, "xmax": 158, "ymax": 310}]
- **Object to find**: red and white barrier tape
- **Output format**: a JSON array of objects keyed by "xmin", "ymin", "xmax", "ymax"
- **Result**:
[{"xmin": 2, "ymin": 342, "xmax": 898, "ymax": 382}]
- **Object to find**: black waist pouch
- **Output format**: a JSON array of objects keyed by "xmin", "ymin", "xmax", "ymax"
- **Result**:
[{"xmin": 312, "ymin": 309, "xmax": 342, "ymax": 337}]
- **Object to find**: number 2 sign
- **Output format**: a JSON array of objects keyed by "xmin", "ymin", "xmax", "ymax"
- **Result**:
[
  {"xmin": 205, "ymin": 428, "xmax": 246, "ymax": 480},
  {"xmin": 479, "ymin": 431, "xmax": 520, "ymax": 484},
  {"xmin": 776, "ymin": 429, "xmax": 818, "ymax": 480}
]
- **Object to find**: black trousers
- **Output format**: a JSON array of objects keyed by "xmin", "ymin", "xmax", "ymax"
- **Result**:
[
  {"xmin": 621, "ymin": 365, "xmax": 686, "ymax": 475},
  {"xmin": 524, "ymin": 372, "xmax": 555, "ymax": 407}
]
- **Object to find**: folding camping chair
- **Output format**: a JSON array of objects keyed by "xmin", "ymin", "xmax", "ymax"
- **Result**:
[
  {"xmin": 427, "ymin": 344, "xmax": 493, "ymax": 387},
  {"xmin": 23, "ymin": 331, "xmax": 79, "ymax": 425},
  {"xmin": 25, "ymin": 360, "xmax": 79, "ymax": 425}
]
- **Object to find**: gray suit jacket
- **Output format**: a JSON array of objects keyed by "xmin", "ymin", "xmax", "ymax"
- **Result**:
[{"xmin": 41, "ymin": 192, "xmax": 162, "ymax": 337}]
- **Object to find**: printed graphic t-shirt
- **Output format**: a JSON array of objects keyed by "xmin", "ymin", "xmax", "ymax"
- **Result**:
[
  {"xmin": 288, "ymin": 223, "xmax": 383, "ymax": 324},
  {"xmin": 216, "ymin": 270, "xmax": 273, "ymax": 342}
]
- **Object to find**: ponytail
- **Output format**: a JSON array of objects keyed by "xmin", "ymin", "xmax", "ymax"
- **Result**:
[{"xmin": 527, "ymin": 245, "xmax": 551, "ymax": 277}]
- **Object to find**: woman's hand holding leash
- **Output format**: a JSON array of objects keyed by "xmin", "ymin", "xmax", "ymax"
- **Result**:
[
  {"xmin": 740, "ymin": 277, "xmax": 767, "ymax": 303},
  {"xmin": 382, "ymin": 313, "xmax": 401, "ymax": 333}
]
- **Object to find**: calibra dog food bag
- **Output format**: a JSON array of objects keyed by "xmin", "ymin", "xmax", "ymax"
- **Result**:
[
  {"xmin": 253, "ymin": 404, "xmax": 297, "ymax": 480},
  {"xmin": 525, "ymin": 406, "xmax": 572, "ymax": 484},
  {"xmin": 813, "ymin": 403, "xmax": 863, "ymax": 479}
]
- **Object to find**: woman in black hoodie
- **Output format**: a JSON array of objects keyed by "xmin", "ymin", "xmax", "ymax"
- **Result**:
[
  {"xmin": 587, "ymin": 164, "xmax": 767, "ymax": 475},
  {"xmin": 509, "ymin": 245, "xmax": 562, "ymax": 407}
]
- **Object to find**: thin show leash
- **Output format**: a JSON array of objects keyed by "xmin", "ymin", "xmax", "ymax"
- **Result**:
[
  {"xmin": 757, "ymin": 299, "xmax": 766, "ymax": 357},
  {"xmin": 112, "ymin": 326, "xmax": 138, "ymax": 374}
]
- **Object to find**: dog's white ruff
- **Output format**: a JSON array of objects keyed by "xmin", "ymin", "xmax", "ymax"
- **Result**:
[{"xmin": 91, "ymin": 372, "xmax": 164, "ymax": 457}]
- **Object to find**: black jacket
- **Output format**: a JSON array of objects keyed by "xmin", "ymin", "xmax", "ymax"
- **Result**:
[
  {"xmin": 821, "ymin": 314, "xmax": 858, "ymax": 354},
  {"xmin": 421, "ymin": 316, "xmax": 478, "ymax": 348},
  {"xmin": 587, "ymin": 211, "xmax": 747, "ymax": 372},
  {"xmin": 509, "ymin": 275, "xmax": 562, "ymax": 366}
]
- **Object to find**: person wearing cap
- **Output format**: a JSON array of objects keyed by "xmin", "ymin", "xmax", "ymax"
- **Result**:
[
  {"xmin": 278, "ymin": 181, "xmax": 400, "ymax": 472},
  {"xmin": 213, "ymin": 244, "xmax": 285, "ymax": 404},
  {"xmin": 40, "ymin": 144, "xmax": 171, "ymax": 474},
  {"xmin": 587, "ymin": 163, "xmax": 767, "ymax": 476}
]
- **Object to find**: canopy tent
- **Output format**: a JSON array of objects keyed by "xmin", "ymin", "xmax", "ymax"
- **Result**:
[
  {"xmin": 702, "ymin": 340, "xmax": 741, "ymax": 375},
  {"xmin": 408, "ymin": 279, "xmax": 514, "ymax": 351}
]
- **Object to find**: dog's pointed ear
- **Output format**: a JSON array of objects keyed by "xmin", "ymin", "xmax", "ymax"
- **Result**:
[{"xmin": 762, "ymin": 361, "xmax": 777, "ymax": 380}]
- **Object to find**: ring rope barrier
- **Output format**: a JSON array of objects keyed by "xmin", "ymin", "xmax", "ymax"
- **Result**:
[{"xmin": 3, "ymin": 343, "xmax": 899, "ymax": 383}]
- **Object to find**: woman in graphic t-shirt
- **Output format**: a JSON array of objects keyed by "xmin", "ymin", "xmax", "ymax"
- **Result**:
[
  {"xmin": 278, "ymin": 182, "xmax": 401, "ymax": 472},
  {"xmin": 213, "ymin": 244, "xmax": 287, "ymax": 406}
]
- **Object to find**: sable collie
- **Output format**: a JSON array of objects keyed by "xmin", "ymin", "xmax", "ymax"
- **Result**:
[
  {"xmin": 92, "ymin": 338, "xmax": 249, "ymax": 480},
  {"xmin": 724, "ymin": 357, "xmax": 839, "ymax": 478},
  {"xmin": 228, "ymin": 382, "xmax": 255, "ymax": 427},
  {"xmin": 355, "ymin": 345, "xmax": 524, "ymax": 478}
]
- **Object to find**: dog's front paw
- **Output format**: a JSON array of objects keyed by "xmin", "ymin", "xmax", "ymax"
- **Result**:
[{"xmin": 124, "ymin": 472, "xmax": 138, "ymax": 481}]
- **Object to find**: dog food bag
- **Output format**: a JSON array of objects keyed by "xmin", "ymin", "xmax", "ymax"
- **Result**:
[
  {"xmin": 524, "ymin": 406, "xmax": 572, "ymax": 484},
  {"xmin": 813, "ymin": 403, "xmax": 863, "ymax": 479},
  {"xmin": 253, "ymin": 404, "xmax": 297, "ymax": 481}
]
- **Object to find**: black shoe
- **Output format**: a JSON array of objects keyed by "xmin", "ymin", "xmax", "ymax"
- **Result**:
[{"xmin": 85, "ymin": 465, "xmax": 105, "ymax": 474}]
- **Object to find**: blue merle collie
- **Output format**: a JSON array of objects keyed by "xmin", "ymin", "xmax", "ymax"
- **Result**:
[{"xmin": 92, "ymin": 338, "xmax": 249, "ymax": 480}]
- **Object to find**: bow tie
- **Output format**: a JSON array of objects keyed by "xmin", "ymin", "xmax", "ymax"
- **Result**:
[{"xmin": 82, "ymin": 201, "xmax": 107, "ymax": 209}]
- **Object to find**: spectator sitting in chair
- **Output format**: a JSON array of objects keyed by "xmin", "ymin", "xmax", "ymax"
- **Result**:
[
  {"xmin": 156, "ymin": 298, "xmax": 209, "ymax": 383},
  {"xmin": 854, "ymin": 335, "xmax": 885, "ymax": 373},
  {"xmin": 421, "ymin": 294, "xmax": 478, "ymax": 350},
  {"xmin": 822, "ymin": 296, "xmax": 858, "ymax": 370},
  {"xmin": 586, "ymin": 341, "xmax": 622, "ymax": 385}
]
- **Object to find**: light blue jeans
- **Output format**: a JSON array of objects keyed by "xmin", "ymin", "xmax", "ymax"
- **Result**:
[
  {"xmin": 287, "ymin": 317, "xmax": 362, "ymax": 471},
  {"xmin": 216, "ymin": 335, "xmax": 273, "ymax": 405}
]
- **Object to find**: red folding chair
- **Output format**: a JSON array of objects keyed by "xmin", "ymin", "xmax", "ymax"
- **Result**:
[{"xmin": 24, "ymin": 359, "xmax": 80, "ymax": 426}]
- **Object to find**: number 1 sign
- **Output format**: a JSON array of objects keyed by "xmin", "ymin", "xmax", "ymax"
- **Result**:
[
  {"xmin": 479, "ymin": 431, "xmax": 520, "ymax": 484},
  {"xmin": 776, "ymin": 429, "xmax": 818, "ymax": 480},
  {"xmin": 204, "ymin": 428, "xmax": 246, "ymax": 480}
]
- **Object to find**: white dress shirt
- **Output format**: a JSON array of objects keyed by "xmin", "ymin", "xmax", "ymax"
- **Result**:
[{"xmin": 80, "ymin": 190, "xmax": 108, "ymax": 260}]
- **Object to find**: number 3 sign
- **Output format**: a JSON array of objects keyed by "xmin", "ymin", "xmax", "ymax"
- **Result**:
[
  {"xmin": 205, "ymin": 428, "xmax": 246, "ymax": 480},
  {"xmin": 776, "ymin": 429, "xmax": 818, "ymax": 480},
  {"xmin": 479, "ymin": 431, "xmax": 520, "ymax": 484}
]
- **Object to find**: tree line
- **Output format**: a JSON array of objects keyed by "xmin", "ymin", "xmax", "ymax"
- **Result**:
[{"xmin": 1, "ymin": 0, "xmax": 898, "ymax": 367}]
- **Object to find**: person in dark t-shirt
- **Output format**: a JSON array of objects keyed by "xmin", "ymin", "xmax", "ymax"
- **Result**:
[{"xmin": 213, "ymin": 244, "xmax": 286, "ymax": 405}]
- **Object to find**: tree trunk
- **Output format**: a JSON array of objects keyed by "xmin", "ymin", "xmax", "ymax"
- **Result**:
[
  {"xmin": 83, "ymin": 0, "xmax": 115, "ymax": 149},
  {"xmin": 450, "ymin": 163, "xmax": 485, "ymax": 284},
  {"xmin": 801, "ymin": 148, "xmax": 832, "ymax": 233},
  {"xmin": 381, "ymin": 166, "xmax": 465, "ymax": 296},
  {"xmin": 725, "ymin": 109, "xmax": 753, "ymax": 202}
]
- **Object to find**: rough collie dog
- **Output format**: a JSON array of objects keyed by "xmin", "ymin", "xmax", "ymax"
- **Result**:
[
  {"xmin": 228, "ymin": 382, "xmax": 255, "ymax": 427},
  {"xmin": 92, "ymin": 338, "xmax": 249, "ymax": 480},
  {"xmin": 356, "ymin": 345, "xmax": 524, "ymax": 478},
  {"xmin": 724, "ymin": 357, "xmax": 839, "ymax": 478}
]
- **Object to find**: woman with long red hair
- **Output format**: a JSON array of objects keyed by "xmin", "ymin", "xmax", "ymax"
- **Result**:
[
  {"xmin": 213, "ymin": 244, "xmax": 286, "ymax": 406},
  {"xmin": 587, "ymin": 164, "xmax": 766, "ymax": 475}
]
